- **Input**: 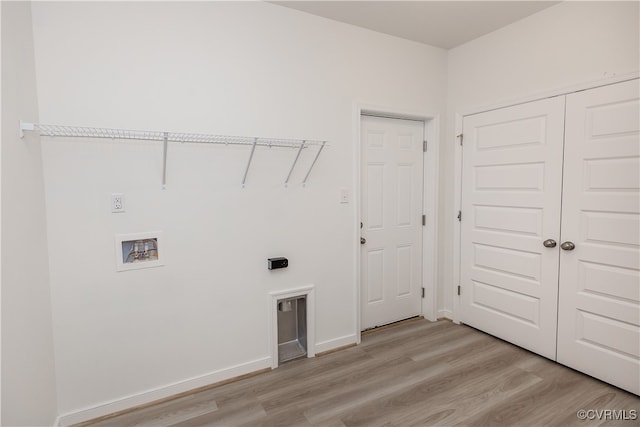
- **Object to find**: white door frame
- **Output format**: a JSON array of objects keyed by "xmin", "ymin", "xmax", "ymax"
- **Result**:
[
  {"xmin": 452, "ymin": 72, "xmax": 640, "ymax": 324},
  {"xmin": 354, "ymin": 103, "xmax": 440, "ymax": 344}
]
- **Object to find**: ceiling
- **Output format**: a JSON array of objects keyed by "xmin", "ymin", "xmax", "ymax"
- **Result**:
[{"xmin": 271, "ymin": 1, "xmax": 560, "ymax": 49}]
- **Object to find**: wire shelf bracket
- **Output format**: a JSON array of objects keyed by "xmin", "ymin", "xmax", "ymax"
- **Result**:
[
  {"xmin": 19, "ymin": 121, "xmax": 327, "ymax": 188},
  {"xmin": 285, "ymin": 140, "xmax": 305, "ymax": 187},
  {"xmin": 302, "ymin": 141, "xmax": 326, "ymax": 186},
  {"xmin": 241, "ymin": 138, "xmax": 258, "ymax": 188},
  {"xmin": 162, "ymin": 132, "xmax": 169, "ymax": 189}
]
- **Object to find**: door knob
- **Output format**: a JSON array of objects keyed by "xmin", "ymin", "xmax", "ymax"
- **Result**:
[
  {"xmin": 560, "ymin": 241, "xmax": 575, "ymax": 251},
  {"xmin": 360, "ymin": 237, "xmax": 366, "ymax": 245},
  {"xmin": 543, "ymin": 239, "xmax": 557, "ymax": 248}
]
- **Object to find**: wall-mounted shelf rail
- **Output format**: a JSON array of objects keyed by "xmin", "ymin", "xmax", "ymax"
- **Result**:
[{"xmin": 19, "ymin": 121, "xmax": 327, "ymax": 188}]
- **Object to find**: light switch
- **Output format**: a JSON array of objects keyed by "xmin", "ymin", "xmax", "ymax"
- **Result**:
[{"xmin": 340, "ymin": 188, "xmax": 350, "ymax": 204}]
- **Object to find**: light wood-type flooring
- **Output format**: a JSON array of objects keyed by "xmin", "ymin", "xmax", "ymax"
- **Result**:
[{"xmin": 80, "ymin": 319, "xmax": 639, "ymax": 427}]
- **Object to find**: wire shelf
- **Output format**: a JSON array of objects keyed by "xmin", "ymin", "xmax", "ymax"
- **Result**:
[
  {"xmin": 19, "ymin": 121, "xmax": 327, "ymax": 187},
  {"xmin": 26, "ymin": 123, "xmax": 325, "ymax": 147}
]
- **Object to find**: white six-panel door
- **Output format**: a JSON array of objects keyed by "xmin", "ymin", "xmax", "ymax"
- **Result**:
[
  {"xmin": 361, "ymin": 115, "xmax": 423, "ymax": 330},
  {"xmin": 557, "ymin": 79, "xmax": 640, "ymax": 395},
  {"xmin": 460, "ymin": 97, "xmax": 565, "ymax": 359}
]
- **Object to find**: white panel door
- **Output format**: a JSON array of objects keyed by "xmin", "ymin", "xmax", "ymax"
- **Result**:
[
  {"xmin": 557, "ymin": 79, "xmax": 640, "ymax": 395},
  {"xmin": 361, "ymin": 115, "xmax": 423, "ymax": 330},
  {"xmin": 460, "ymin": 97, "xmax": 565, "ymax": 359}
]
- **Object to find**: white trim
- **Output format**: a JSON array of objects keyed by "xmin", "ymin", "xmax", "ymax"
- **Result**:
[
  {"xmin": 460, "ymin": 71, "xmax": 639, "ymax": 117},
  {"xmin": 437, "ymin": 309, "xmax": 453, "ymax": 320},
  {"xmin": 353, "ymin": 104, "xmax": 362, "ymax": 344},
  {"xmin": 422, "ymin": 115, "xmax": 440, "ymax": 322},
  {"xmin": 269, "ymin": 285, "xmax": 316, "ymax": 369},
  {"xmin": 354, "ymin": 102, "xmax": 441, "ymax": 341},
  {"xmin": 315, "ymin": 334, "xmax": 358, "ymax": 354},
  {"xmin": 452, "ymin": 113, "xmax": 463, "ymax": 325},
  {"xmin": 56, "ymin": 356, "xmax": 272, "ymax": 426},
  {"xmin": 451, "ymin": 74, "xmax": 640, "ymax": 323}
]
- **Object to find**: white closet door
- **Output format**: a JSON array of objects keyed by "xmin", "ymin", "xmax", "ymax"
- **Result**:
[
  {"xmin": 557, "ymin": 79, "xmax": 640, "ymax": 395},
  {"xmin": 361, "ymin": 115, "xmax": 424, "ymax": 330},
  {"xmin": 460, "ymin": 97, "xmax": 565, "ymax": 359}
]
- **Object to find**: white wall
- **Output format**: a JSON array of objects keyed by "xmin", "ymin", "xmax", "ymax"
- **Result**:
[
  {"xmin": 30, "ymin": 1, "xmax": 447, "ymax": 421},
  {"xmin": 1, "ymin": 2, "xmax": 58, "ymax": 426},
  {"xmin": 440, "ymin": 1, "xmax": 640, "ymax": 317},
  {"xmin": 25, "ymin": 1, "xmax": 638, "ymax": 421}
]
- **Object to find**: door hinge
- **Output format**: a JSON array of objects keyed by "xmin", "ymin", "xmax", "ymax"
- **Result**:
[
  {"xmin": 457, "ymin": 285, "xmax": 461, "ymax": 296},
  {"xmin": 422, "ymin": 214, "xmax": 426, "ymax": 226},
  {"xmin": 457, "ymin": 211, "xmax": 462, "ymax": 221},
  {"xmin": 422, "ymin": 287, "xmax": 425, "ymax": 298},
  {"xmin": 457, "ymin": 133, "xmax": 463, "ymax": 146},
  {"xmin": 423, "ymin": 140, "xmax": 428, "ymax": 152}
]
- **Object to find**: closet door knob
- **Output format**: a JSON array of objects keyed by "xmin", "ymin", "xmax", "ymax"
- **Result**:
[
  {"xmin": 560, "ymin": 241, "xmax": 575, "ymax": 251},
  {"xmin": 543, "ymin": 239, "xmax": 557, "ymax": 248},
  {"xmin": 360, "ymin": 237, "xmax": 366, "ymax": 245}
]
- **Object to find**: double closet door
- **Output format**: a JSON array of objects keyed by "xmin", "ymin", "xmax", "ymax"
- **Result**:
[{"xmin": 460, "ymin": 79, "xmax": 639, "ymax": 395}]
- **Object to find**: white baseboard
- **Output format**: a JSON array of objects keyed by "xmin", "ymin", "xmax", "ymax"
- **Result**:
[
  {"xmin": 437, "ymin": 309, "xmax": 453, "ymax": 320},
  {"xmin": 315, "ymin": 334, "xmax": 357, "ymax": 354},
  {"xmin": 56, "ymin": 335, "xmax": 359, "ymax": 425},
  {"xmin": 56, "ymin": 357, "xmax": 272, "ymax": 426}
]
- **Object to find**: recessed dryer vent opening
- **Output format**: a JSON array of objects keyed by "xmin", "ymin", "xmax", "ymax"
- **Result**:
[
  {"xmin": 277, "ymin": 296, "xmax": 307, "ymax": 364},
  {"xmin": 270, "ymin": 285, "xmax": 315, "ymax": 368}
]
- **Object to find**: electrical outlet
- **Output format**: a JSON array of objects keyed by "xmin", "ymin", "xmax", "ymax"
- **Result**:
[{"xmin": 111, "ymin": 193, "xmax": 125, "ymax": 213}]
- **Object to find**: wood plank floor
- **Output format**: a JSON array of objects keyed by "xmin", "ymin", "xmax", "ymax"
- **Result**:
[{"xmin": 81, "ymin": 319, "xmax": 639, "ymax": 427}]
